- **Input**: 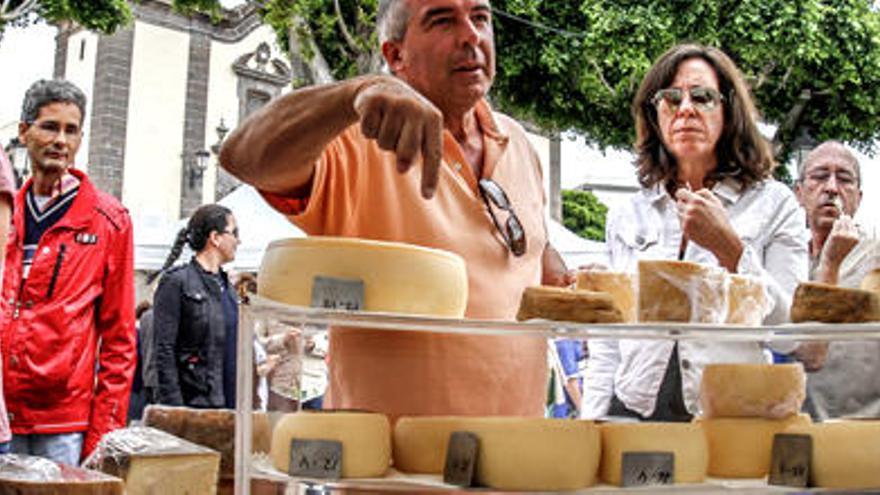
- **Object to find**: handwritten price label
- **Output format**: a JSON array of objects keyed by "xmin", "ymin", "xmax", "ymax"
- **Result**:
[
  {"xmin": 621, "ymin": 452, "xmax": 675, "ymax": 487},
  {"xmin": 289, "ymin": 439, "xmax": 343, "ymax": 479},
  {"xmin": 769, "ymin": 433, "xmax": 812, "ymax": 488},
  {"xmin": 443, "ymin": 431, "xmax": 480, "ymax": 487},
  {"xmin": 311, "ymin": 276, "xmax": 365, "ymax": 311}
]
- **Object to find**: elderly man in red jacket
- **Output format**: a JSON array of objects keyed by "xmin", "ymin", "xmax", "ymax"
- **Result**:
[{"xmin": 0, "ymin": 79, "xmax": 136, "ymax": 464}]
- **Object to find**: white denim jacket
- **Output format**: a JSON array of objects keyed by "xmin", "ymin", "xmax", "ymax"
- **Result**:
[{"xmin": 581, "ymin": 178, "xmax": 809, "ymax": 419}]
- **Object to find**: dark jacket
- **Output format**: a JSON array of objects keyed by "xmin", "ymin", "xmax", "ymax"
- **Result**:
[{"xmin": 153, "ymin": 259, "xmax": 236, "ymax": 408}]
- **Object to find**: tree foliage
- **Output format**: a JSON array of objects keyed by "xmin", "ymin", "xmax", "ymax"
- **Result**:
[
  {"xmin": 1, "ymin": 0, "xmax": 132, "ymax": 37},
  {"xmin": 561, "ymin": 189, "xmax": 608, "ymax": 241}
]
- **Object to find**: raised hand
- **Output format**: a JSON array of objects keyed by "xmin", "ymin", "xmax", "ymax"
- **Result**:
[{"xmin": 675, "ymin": 187, "xmax": 744, "ymax": 272}]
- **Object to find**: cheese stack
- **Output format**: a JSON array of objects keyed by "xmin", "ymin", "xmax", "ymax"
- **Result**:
[
  {"xmin": 599, "ymin": 422, "xmax": 708, "ymax": 486},
  {"xmin": 576, "ymin": 270, "xmax": 637, "ymax": 322},
  {"xmin": 784, "ymin": 421, "xmax": 880, "ymax": 489},
  {"xmin": 637, "ymin": 260, "xmax": 728, "ymax": 323},
  {"xmin": 697, "ymin": 363, "xmax": 811, "ymax": 478}
]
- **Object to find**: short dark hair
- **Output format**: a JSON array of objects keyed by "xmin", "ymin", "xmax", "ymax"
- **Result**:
[
  {"xmin": 21, "ymin": 79, "xmax": 87, "ymax": 125},
  {"xmin": 632, "ymin": 44, "xmax": 773, "ymax": 191}
]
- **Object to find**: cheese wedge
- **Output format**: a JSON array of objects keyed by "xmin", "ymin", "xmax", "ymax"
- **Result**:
[
  {"xmin": 726, "ymin": 274, "xmax": 768, "ymax": 325},
  {"xmin": 0, "ymin": 454, "xmax": 124, "ymax": 495},
  {"xmin": 638, "ymin": 260, "xmax": 728, "ymax": 323},
  {"xmin": 790, "ymin": 281, "xmax": 880, "ymax": 323},
  {"xmin": 516, "ymin": 286, "xmax": 623, "ymax": 323},
  {"xmin": 576, "ymin": 270, "xmax": 637, "ymax": 322}
]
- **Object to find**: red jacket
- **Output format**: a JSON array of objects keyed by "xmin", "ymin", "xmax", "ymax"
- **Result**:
[{"xmin": 1, "ymin": 168, "xmax": 136, "ymax": 459}]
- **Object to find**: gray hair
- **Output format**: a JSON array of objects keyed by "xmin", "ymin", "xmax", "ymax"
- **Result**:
[
  {"xmin": 798, "ymin": 140, "xmax": 861, "ymax": 186},
  {"xmin": 20, "ymin": 79, "xmax": 87, "ymax": 125},
  {"xmin": 377, "ymin": 0, "xmax": 412, "ymax": 43}
]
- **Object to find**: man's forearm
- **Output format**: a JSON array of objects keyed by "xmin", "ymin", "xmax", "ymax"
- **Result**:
[{"xmin": 220, "ymin": 76, "xmax": 376, "ymax": 195}]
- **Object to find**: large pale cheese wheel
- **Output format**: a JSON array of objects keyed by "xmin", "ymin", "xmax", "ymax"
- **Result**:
[
  {"xmin": 861, "ymin": 268, "xmax": 880, "ymax": 294},
  {"xmin": 393, "ymin": 416, "xmax": 600, "ymax": 491},
  {"xmin": 699, "ymin": 363, "xmax": 805, "ymax": 419},
  {"xmin": 0, "ymin": 454, "xmax": 124, "ymax": 495},
  {"xmin": 784, "ymin": 421, "xmax": 880, "ymax": 489},
  {"xmin": 726, "ymin": 274, "xmax": 768, "ymax": 325},
  {"xmin": 576, "ymin": 270, "xmax": 637, "ymax": 322},
  {"xmin": 599, "ymin": 422, "xmax": 708, "ymax": 486},
  {"xmin": 790, "ymin": 281, "xmax": 880, "ymax": 323},
  {"xmin": 259, "ymin": 237, "xmax": 468, "ymax": 317},
  {"xmin": 638, "ymin": 260, "xmax": 728, "ymax": 323},
  {"xmin": 270, "ymin": 412, "xmax": 391, "ymax": 478},
  {"xmin": 697, "ymin": 414, "xmax": 811, "ymax": 478},
  {"xmin": 516, "ymin": 286, "xmax": 623, "ymax": 323}
]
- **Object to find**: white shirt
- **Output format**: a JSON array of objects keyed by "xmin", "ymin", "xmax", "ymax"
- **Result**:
[{"xmin": 581, "ymin": 178, "xmax": 809, "ymax": 419}]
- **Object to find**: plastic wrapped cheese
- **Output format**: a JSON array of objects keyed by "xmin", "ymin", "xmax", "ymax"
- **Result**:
[
  {"xmin": 697, "ymin": 414, "xmax": 811, "ymax": 478},
  {"xmin": 258, "ymin": 237, "xmax": 468, "ymax": 317},
  {"xmin": 599, "ymin": 422, "xmax": 708, "ymax": 486},
  {"xmin": 393, "ymin": 416, "xmax": 600, "ymax": 491},
  {"xmin": 638, "ymin": 260, "xmax": 728, "ymax": 323},
  {"xmin": 0, "ymin": 454, "xmax": 124, "ymax": 495},
  {"xmin": 699, "ymin": 363, "xmax": 806, "ymax": 419},
  {"xmin": 790, "ymin": 281, "xmax": 880, "ymax": 323},
  {"xmin": 82, "ymin": 427, "xmax": 220, "ymax": 495},
  {"xmin": 862, "ymin": 268, "xmax": 880, "ymax": 294},
  {"xmin": 516, "ymin": 286, "xmax": 623, "ymax": 323},
  {"xmin": 726, "ymin": 274, "xmax": 771, "ymax": 325},
  {"xmin": 269, "ymin": 412, "xmax": 391, "ymax": 478},
  {"xmin": 784, "ymin": 421, "xmax": 880, "ymax": 489},
  {"xmin": 576, "ymin": 270, "xmax": 637, "ymax": 322}
]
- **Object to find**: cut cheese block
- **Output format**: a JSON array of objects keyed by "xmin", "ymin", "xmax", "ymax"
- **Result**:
[
  {"xmin": 861, "ymin": 268, "xmax": 880, "ymax": 294},
  {"xmin": 393, "ymin": 416, "xmax": 600, "ymax": 491},
  {"xmin": 258, "ymin": 237, "xmax": 468, "ymax": 317},
  {"xmin": 576, "ymin": 270, "xmax": 637, "ymax": 322},
  {"xmin": 143, "ymin": 405, "xmax": 271, "ymax": 479},
  {"xmin": 599, "ymin": 422, "xmax": 708, "ymax": 486},
  {"xmin": 699, "ymin": 363, "xmax": 805, "ymax": 419},
  {"xmin": 0, "ymin": 454, "xmax": 124, "ymax": 495},
  {"xmin": 697, "ymin": 414, "xmax": 811, "ymax": 478},
  {"xmin": 784, "ymin": 421, "xmax": 880, "ymax": 489},
  {"xmin": 638, "ymin": 260, "xmax": 728, "ymax": 323},
  {"xmin": 270, "ymin": 412, "xmax": 391, "ymax": 478},
  {"xmin": 726, "ymin": 274, "xmax": 769, "ymax": 325},
  {"xmin": 790, "ymin": 281, "xmax": 880, "ymax": 323},
  {"xmin": 516, "ymin": 286, "xmax": 623, "ymax": 323},
  {"xmin": 84, "ymin": 427, "xmax": 220, "ymax": 495}
]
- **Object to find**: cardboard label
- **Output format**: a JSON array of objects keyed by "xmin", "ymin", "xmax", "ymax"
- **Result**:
[
  {"xmin": 621, "ymin": 452, "xmax": 675, "ymax": 487},
  {"xmin": 289, "ymin": 439, "xmax": 343, "ymax": 479},
  {"xmin": 443, "ymin": 431, "xmax": 480, "ymax": 487},
  {"xmin": 311, "ymin": 276, "xmax": 364, "ymax": 311},
  {"xmin": 769, "ymin": 433, "xmax": 812, "ymax": 488}
]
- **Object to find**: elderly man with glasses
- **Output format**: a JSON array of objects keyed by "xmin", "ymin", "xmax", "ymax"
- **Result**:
[
  {"xmin": 790, "ymin": 141, "xmax": 880, "ymax": 420},
  {"xmin": 220, "ymin": 0, "xmax": 571, "ymax": 419}
]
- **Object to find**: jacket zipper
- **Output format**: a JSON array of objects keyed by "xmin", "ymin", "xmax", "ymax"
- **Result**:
[{"xmin": 46, "ymin": 243, "xmax": 67, "ymax": 299}]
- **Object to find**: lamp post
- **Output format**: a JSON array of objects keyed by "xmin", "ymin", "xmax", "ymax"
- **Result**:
[
  {"xmin": 187, "ymin": 149, "xmax": 210, "ymax": 189},
  {"xmin": 6, "ymin": 138, "xmax": 30, "ymax": 188}
]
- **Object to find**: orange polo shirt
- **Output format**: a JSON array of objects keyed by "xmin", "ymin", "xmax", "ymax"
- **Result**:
[{"xmin": 262, "ymin": 99, "xmax": 548, "ymax": 418}]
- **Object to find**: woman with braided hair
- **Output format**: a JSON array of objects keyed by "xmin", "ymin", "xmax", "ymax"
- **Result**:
[{"xmin": 151, "ymin": 204, "xmax": 241, "ymax": 408}]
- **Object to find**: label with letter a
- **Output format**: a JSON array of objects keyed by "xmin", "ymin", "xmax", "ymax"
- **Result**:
[
  {"xmin": 621, "ymin": 452, "xmax": 675, "ymax": 487},
  {"xmin": 769, "ymin": 433, "xmax": 812, "ymax": 488},
  {"xmin": 311, "ymin": 276, "xmax": 365, "ymax": 311},
  {"xmin": 289, "ymin": 439, "xmax": 343, "ymax": 479}
]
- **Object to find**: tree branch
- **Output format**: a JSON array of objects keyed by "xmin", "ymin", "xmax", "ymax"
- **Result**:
[
  {"xmin": 588, "ymin": 57, "xmax": 616, "ymax": 96},
  {"xmin": 771, "ymin": 89, "xmax": 812, "ymax": 158},
  {"xmin": 1, "ymin": 0, "xmax": 39, "ymax": 22},
  {"xmin": 334, "ymin": 0, "xmax": 362, "ymax": 56}
]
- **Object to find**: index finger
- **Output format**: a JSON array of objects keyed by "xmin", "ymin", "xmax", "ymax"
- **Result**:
[{"xmin": 420, "ymin": 117, "xmax": 442, "ymax": 199}]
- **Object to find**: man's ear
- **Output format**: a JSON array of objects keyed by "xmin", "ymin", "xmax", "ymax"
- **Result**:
[
  {"xmin": 18, "ymin": 122, "xmax": 30, "ymax": 145},
  {"xmin": 794, "ymin": 182, "xmax": 805, "ymax": 207},
  {"xmin": 381, "ymin": 40, "xmax": 404, "ymax": 75}
]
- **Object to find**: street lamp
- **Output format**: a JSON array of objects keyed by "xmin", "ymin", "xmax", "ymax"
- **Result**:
[
  {"xmin": 211, "ymin": 118, "xmax": 229, "ymax": 155},
  {"xmin": 6, "ymin": 138, "xmax": 30, "ymax": 188},
  {"xmin": 186, "ymin": 149, "xmax": 211, "ymax": 189}
]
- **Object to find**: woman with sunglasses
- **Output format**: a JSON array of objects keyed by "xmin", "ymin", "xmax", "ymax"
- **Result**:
[
  {"xmin": 150, "ymin": 204, "xmax": 242, "ymax": 409},
  {"xmin": 581, "ymin": 44, "xmax": 808, "ymax": 421}
]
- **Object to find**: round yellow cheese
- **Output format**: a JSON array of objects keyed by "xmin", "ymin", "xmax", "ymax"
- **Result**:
[
  {"xmin": 599, "ymin": 422, "xmax": 708, "ymax": 486},
  {"xmin": 726, "ymin": 274, "xmax": 768, "ymax": 325},
  {"xmin": 785, "ymin": 421, "xmax": 880, "ymax": 489},
  {"xmin": 258, "ymin": 237, "xmax": 468, "ymax": 317},
  {"xmin": 637, "ymin": 260, "xmax": 728, "ymax": 323},
  {"xmin": 393, "ymin": 416, "xmax": 600, "ymax": 491},
  {"xmin": 576, "ymin": 270, "xmax": 637, "ymax": 322},
  {"xmin": 269, "ymin": 412, "xmax": 391, "ymax": 478},
  {"xmin": 700, "ymin": 363, "xmax": 805, "ymax": 419},
  {"xmin": 697, "ymin": 414, "xmax": 811, "ymax": 478}
]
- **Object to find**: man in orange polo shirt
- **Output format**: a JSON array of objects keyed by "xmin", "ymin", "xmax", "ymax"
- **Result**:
[{"xmin": 220, "ymin": 0, "xmax": 571, "ymax": 418}]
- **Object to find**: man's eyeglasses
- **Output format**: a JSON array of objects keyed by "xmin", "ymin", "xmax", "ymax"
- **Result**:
[
  {"xmin": 479, "ymin": 178, "xmax": 526, "ymax": 256},
  {"xmin": 651, "ymin": 86, "xmax": 724, "ymax": 113},
  {"xmin": 804, "ymin": 170, "xmax": 859, "ymax": 189},
  {"xmin": 29, "ymin": 120, "xmax": 82, "ymax": 141},
  {"xmin": 222, "ymin": 227, "xmax": 239, "ymax": 239}
]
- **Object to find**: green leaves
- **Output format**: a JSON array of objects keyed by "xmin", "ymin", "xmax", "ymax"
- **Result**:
[
  {"xmin": 562, "ymin": 189, "xmax": 608, "ymax": 241},
  {"xmin": 37, "ymin": 0, "xmax": 132, "ymax": 34}
]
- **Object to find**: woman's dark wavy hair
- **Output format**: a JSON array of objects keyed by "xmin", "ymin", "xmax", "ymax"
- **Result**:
[
  {"xmin": 146, "ymin": 204, "xmax": 232, "ymax": 284},
  {"xmin": 633, "ymin": 43, "xmax": 774, "ymax": 191}
]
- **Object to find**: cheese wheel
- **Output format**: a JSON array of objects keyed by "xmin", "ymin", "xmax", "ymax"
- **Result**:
[
  {"xmin": 638, "ymin": 260, "xmax": 728, "ymax": 323},
  {"xmin": 599, "ymin": 422, "xmax": 708, "ymax": 486},
  {"xmin": 784, "ymin": 421, "xmax": 880, "ymax": 489},
  {"xmin": 576, "ymin": 271, "xmax": 637, "ymax": 322},
  {"xmin": 861, "ymin": 268, "xmax": 880, "ymax": 294},
  {"xmin": 790, "ymin": 281, "xmax": 880, "ymax": 323},
  {"xmin": 393, "ymin": 416, "xmax": 600, "ymax": 491},
  {"xmin": 516, "ymin": 286, "xmax": 623, "ymax": 323},
  {"xmin": 270, "ymin": 412, "xmax": 391, "ymax": 478},
  {"xmin": 699, "ymin": 363, "xmax": 805, "ymax": 419},
  {"xmin": 259, "ymin": 237, "xmax": 468, "ymax": 317},
  {"xmin": 697, "ymin": 414, "xmax": 811, "ymax": 478},
  {"xmin": 726, "ymin": 274, "xmax": 768, "ymax": 325}
]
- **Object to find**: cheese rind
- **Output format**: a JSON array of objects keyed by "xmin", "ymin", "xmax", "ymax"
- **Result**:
[
  {"xmin": 258, "ymin": 237, "xmax": 468, "ymax": 317},
  {"xmin": 790, "ymin": 281, "xmax": 880, "ymax": 323},
  {"xmin": 270, "ymin": 412, "xmax": 391, "ymax": 478},
  {"xmin": 516, "ymin": 286, "xmax": 623, "ymax": 323},
  {"xmin": 700, "ymin": 363, "xmax": 806, "ymax": 419},
  {"xmin": 599, "ymin": 422, "xmax": 708, "ymax": 486},
  {"xmin": 393, "ymin": 416, "xmax": 600, "ymax": 491},
  {"xmin": 697, "ymin": 414, "xmax": 811, "ymax": 478},
  {"xmin": 576, "ymin": 271, "xmax": 637, "ymax": 322},
  {"xmin": 638, "ymin": 260, "xmax": 728, "ymax": 323},
  {"xmin": 784, "ymin": 421, "xmax": 880, "ymax": 489},
  {"xmin": 0, "ymin": 454, "xmax": 124, "ymax": 495}
]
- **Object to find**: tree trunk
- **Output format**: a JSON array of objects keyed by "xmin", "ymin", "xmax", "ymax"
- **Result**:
[{"xmin": 287, "ymin": 19, "xmax": 335, "ymax": 86}]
